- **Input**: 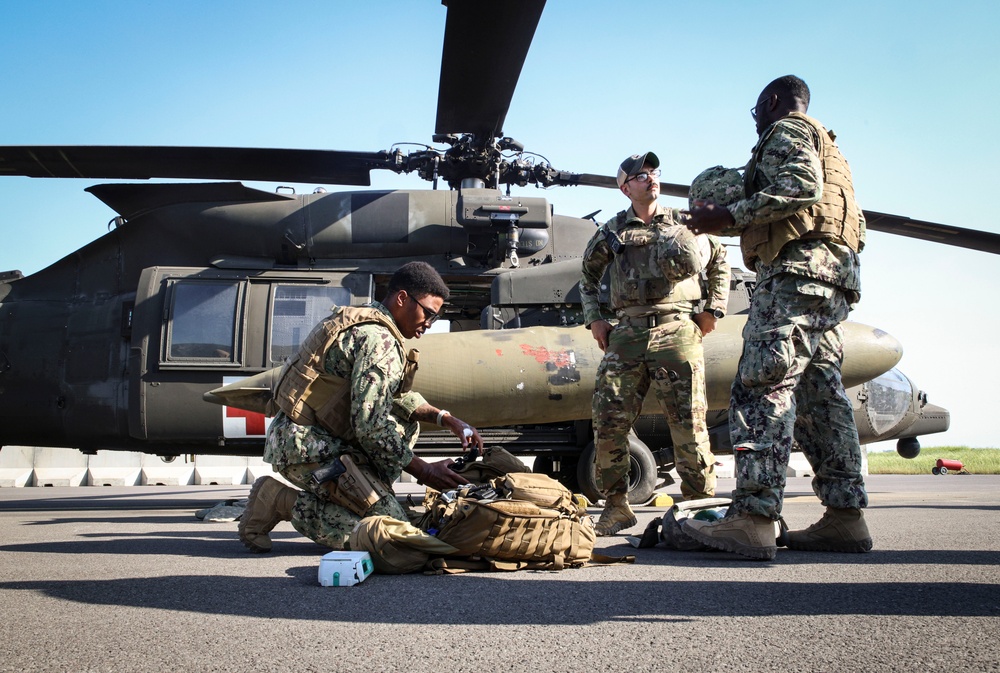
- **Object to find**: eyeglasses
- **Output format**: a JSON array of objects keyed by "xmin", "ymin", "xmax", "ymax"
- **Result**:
[
  {"xmin": 625, "ymin": 169, "xmax": 661, "ymax": 184},
  {"xmin": 410, "ymin": 295, "xmax": 440, "ymax": 325},
  {"xmin": 751, "ymin": 95, "xmax": 778, "ymax": 121}
]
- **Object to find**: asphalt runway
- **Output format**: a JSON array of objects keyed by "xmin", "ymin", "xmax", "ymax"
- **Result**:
[{"xmin": 1, "ymin": 475, "xmax": 998, "ymax": 673}]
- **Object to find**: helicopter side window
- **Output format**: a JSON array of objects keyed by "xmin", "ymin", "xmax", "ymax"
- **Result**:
[
  {"xmin": 269, "ymin": 285, "xmax": 351, "ymax": 363},
  {"xmin": 165, "ymin": 281, "xmax": 241, "ymax": 363}
]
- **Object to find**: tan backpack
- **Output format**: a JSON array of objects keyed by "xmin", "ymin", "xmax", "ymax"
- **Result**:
[
  {"xmin": 351, "ymin": 472, "xmax": 633, "ymax": 574},
  {"xmin": 418, "ymin": 472, "xmax": 598, "ymax": 572},
  {"xmin": 448, "ymin": 445, "xmax": 532, "ymax": 483},
  {"xmin": 349, "ymin": 515, "xmax": 460, "ymax": 574}
]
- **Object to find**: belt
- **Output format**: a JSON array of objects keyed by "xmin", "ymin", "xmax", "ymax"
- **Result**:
[{"xmin": 618, "ymin": 312, "xmax": 688, "ymax": 328}]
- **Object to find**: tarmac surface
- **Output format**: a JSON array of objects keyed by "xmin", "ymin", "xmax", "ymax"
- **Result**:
[{"xmin": 1, "ymin": 475, "xmax": 998, "ymax": 673}]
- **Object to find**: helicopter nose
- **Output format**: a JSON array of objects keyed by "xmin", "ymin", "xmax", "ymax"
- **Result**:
[{"xmin": 841, "ymin": 321, "xmax": 904, "ymax": 388}]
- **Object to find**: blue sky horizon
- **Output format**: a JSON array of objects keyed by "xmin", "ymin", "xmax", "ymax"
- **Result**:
[{"xmin": 2, "ymin": 1, "xmax": 997, "ymax": 449}]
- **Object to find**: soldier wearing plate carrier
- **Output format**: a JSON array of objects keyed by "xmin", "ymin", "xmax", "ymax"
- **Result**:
[
  {"xmin": 581, "ymin": 152, "xmax": 730, "ymax": 536},
  {"xmin": 686, "ymin": 75, "xmax": 871, "ymax": 561},
  {"xmin": 239, "ymin": 261, "xmax": 484, "ymax": 553}
]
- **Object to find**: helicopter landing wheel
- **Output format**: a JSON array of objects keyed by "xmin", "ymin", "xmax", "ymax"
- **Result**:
[{"xmin": 576, "ymin": 433, "xmax": 657, "ymax": 505}]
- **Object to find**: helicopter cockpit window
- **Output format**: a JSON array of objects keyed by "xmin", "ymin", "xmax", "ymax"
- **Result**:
[
  {"xmin": 864, "ymin": 368, "xmax": 913, "ymax": 435},
  {"xmin": 269, "ymin": 285, "xmax": 351, "ymax": 363},
  {"xmin": 165, "ymin": 281, "xmax": 241, "ymax": 363}
]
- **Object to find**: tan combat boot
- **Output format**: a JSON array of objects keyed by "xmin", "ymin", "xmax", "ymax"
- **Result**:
[
  {"xmin": 594, "ymin": 493, "xmax": 637, "ymax": 536},
  {"xmin": 684, "ymin": 511, "xmax": 777, "ymax": 560},
  {"xmin": 239, "ymin": 476, "xmax": 299, "ymax": 553},
  {"xmin": 785, "ymin": 507, "xmax": 873, "ymax": 553}
]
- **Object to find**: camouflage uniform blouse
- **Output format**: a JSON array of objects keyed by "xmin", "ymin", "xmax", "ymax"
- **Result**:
[
  {"xmin": 726, "ymin": 116, "xmax": 865, "ymax": 302},
  {"xmin": 580, "ymin": 204, "xmax": 729, "ymax": 325},
  {"xmin": 264, "ymin": 301, "xmax": 427, "ymax": 480}
]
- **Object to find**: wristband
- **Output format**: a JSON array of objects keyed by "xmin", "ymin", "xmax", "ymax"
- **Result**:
[{"xmin": 436, "ymin": 409, "xmax": 450, "ymax": 426}]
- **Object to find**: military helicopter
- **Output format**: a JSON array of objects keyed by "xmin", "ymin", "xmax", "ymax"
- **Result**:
[{"xmin": 1, "ymin": 0, "xmax": 996, "ymax": 502}]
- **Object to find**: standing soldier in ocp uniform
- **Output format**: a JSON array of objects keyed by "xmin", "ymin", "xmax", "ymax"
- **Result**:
[
  {"xmin": 686, "ymin": 75, "xmax": 871, "ymax": 561},
  {"xmin": 581, "ymin": 151, "xmax": 731, "ymax": 536}
]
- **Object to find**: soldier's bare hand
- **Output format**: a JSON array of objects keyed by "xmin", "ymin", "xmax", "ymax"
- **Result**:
[
  {"xmin": 692, "ymin": 311, "xmax": 718, "ymax": 336},
  {"xmin": 421, "ymin": 458, "xmax": 469, "ymax": 490},
  {"xmin": 589, "ymin": 320, "xmax": 612, "ymax": 351},
  {"xmin": 442, "ymin": 414, "xmax": 485, "ymax": 453},
  {"xmin": 688, "ymin": 202, "xmax": 734, "ymax": 235}
]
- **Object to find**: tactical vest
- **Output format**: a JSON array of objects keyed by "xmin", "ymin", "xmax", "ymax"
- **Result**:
[
  {"xmin": 741, "ymin": 111, "xmax": 863, "ymax": 268},
  {"xmin": 273, "ymin": 306, "xmax": 419, "ymax": 439},
  {"xmin": 604, "ymin": 210, "xmax": 704, "ymax": 312}
]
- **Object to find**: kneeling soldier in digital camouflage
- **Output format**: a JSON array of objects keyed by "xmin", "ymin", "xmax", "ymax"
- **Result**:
[
  {"xmin": 580, "ymin": 151, "xmax": 731, "ymax": 536},
  {"xmin": 240, "ymin": 261, "xmax": 484, "ymax": 553}
]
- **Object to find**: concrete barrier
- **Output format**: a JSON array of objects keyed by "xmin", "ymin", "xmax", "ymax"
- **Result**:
[
  {"xmin": 713, "ymin": 455, "xmax": 735, "ymax": 479},
  {"xmin": 140, "ymin": 454, "xmax": 196, "ymax": 486},
  {"xmin": 786, "ymin": 454, "xmax": 815, "ymax": 477},
  {"xmin": 194, "ymin": 455, "xmax": 249, "ymax": 486},
  {"xmin": 245, "ymin": 457, "xmax": 274, "ymax": 484},
  {"xmin": 0, "ymin": 446, "xmax": 35, "ymax": 487},
  {"xmin": 32, "ymin": 447, "xmax": 88, "ymax": 487},
  {"xmin": 0, "ymin": 445, "xmax": 867, "ymax": 487},
  {"xmin": 87, "ymin": 451, "xmax": 142, "ymax": 486}
]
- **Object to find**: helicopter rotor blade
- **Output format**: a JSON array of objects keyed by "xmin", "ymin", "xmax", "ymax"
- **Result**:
[
  {"xmin": 864, "ymin": 210, "xmax": 1000, "ymax": 255},
  {"xmin": 0, "ymin": 145, "xmax": 398, "ymax": 186},
  {"xmin": 541, "ymin": 169, "xmax": 692, "ymax": 200},
  {"xmin": 435, "ymin": 0, "xmax": 546, "ymax": 138},
  {"xmin": 658, "ymin": 181, "xmax": 691, "ymax": 199},
  {"xmin": 539, "ymin": 168, "xmax": 1000, "ymax": 255}
]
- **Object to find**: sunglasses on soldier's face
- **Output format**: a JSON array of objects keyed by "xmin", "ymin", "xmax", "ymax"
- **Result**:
[{"xmin": 410, "ymin": 295, "xmax": 440, "ymax": 324}]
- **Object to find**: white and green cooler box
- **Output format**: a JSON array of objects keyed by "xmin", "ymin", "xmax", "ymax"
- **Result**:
[{"xmin": 318, "ymin": 551, "xmax": 374, "ymax": 586}]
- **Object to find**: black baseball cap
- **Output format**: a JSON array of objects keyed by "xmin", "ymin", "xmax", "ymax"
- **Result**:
[{"xmin": 616, "ymin": 151, "xmax": 660, "ymax": 187}]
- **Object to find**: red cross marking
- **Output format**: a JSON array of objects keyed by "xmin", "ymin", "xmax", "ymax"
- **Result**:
[{"xmin": 226, "ymin": 406, "xmax": 267, "ymax": 435}]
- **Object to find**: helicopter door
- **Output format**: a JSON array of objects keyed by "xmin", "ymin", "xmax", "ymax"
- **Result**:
[
  {"xmin": 128, "ymin": 266, "xmax": 368, "ymax": 444},
  {"xmin": 217, "ymin": 280, "xmax": 358, "ymax": 444}
]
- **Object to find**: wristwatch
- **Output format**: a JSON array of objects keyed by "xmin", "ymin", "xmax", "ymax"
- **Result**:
[{"xmin": 711, "ymin": 308, "xmax": 725, "ymax": 319}]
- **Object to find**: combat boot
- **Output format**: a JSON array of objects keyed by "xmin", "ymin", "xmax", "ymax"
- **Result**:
[
  {"xmin": 683, "ymin": 511, "xmax": 777, "ymax": 561},
  {"xmin": 785, "ymin": 507, "xmax": 873, "ymax": 553},
  {"xmin": 594, "ymin": 493, "xmax": 637, "ymax": 536},
  {"xmin": 239, "ymin": 476, "xmax": 299, "ymax": 553}
]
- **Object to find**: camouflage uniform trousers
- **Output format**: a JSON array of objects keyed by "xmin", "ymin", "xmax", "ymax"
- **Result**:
[
  {"xmin": 269, "ymin": 419, "xmax": 419, "ymax": 550},
  {"xmin": 729, "ymin": 272, "xmax": 868, "ymax": 520},
  {"xmin": 592, "ymin": 316, "xmax": 715, "ymax": 499}
]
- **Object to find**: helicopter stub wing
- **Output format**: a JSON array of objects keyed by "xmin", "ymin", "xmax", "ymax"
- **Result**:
[
  {"xmin": 0, "ymin": 145, "xmax": 397, "ymax": 186},
  {"xmin": 435, "ymin": 0, "xmax": 546, "ymax": 138}
]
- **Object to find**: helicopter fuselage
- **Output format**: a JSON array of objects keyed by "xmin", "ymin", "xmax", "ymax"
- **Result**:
[{"xmin": 0, "ymin": 182, "xmax": 942, "ymax": 500}]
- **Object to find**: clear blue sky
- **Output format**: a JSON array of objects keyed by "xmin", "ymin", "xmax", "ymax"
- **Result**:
[{"xmin": 2, "ymin": 1, "xmax": 998, "ymax": 449}]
